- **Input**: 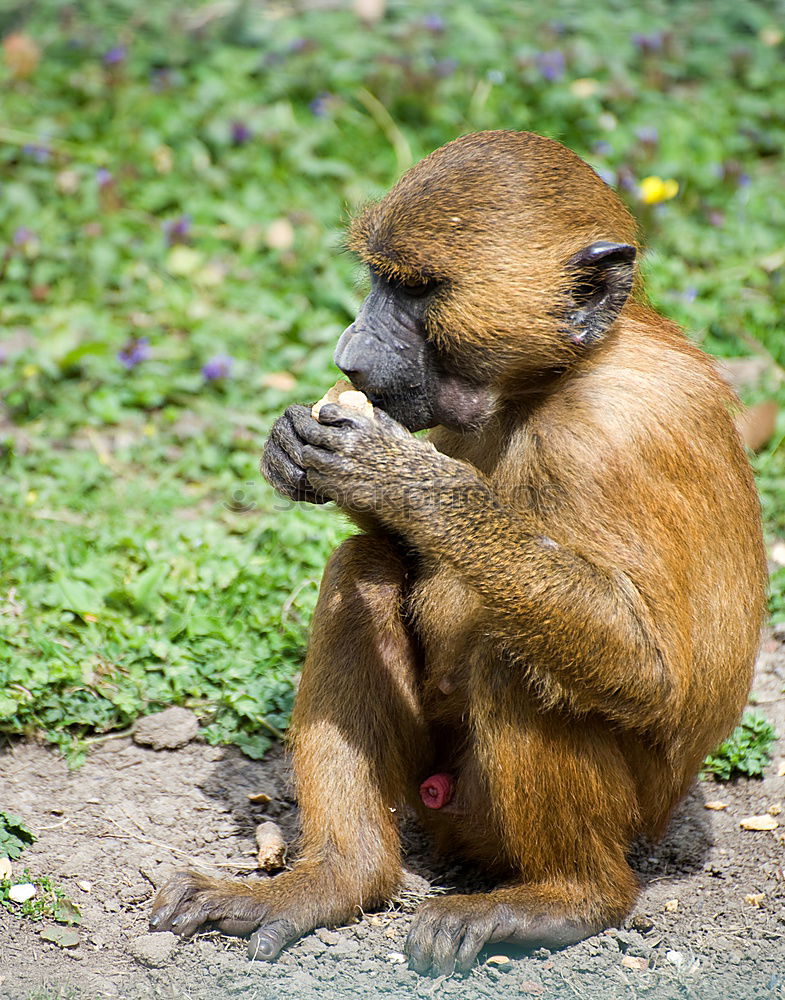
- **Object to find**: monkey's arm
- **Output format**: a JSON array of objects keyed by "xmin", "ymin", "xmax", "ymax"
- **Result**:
[{"xmin": 281, "ymin": 403, "xmax": 676, "ymax": 733}]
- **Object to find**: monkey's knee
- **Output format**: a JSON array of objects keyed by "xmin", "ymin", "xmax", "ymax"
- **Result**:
[{"xmin": 320, "ymin": 533, "xmax": 407, "ymax": 599}]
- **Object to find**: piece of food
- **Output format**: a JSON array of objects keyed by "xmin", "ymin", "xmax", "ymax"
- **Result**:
[
  {"xmin": 255, "ymin": 821, "xmax": 287, "ymax": 871},
  {"xmin": 312, "ymin": 380, "xmax": 374, "ymax": 420}
]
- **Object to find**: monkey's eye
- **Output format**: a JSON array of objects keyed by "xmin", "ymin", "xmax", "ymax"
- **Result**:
[{"xmin": 399, "ymin": 277, "xmax": 433, "ymax": 298}]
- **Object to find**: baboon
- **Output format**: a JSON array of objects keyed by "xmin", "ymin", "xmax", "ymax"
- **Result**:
[{"xmin": 151, "ymin": 131, "xmax": 767, "ymax": 976}]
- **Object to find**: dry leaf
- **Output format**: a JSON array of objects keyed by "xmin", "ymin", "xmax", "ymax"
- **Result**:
[
  {"xmin": 76, "ymin": 880, "xmax": 92, "ymax": 892},
  {"xmin": 246, "ymin": 791, "xmax": 272, "ymax": 804},
  {"xmin": 260, "ymin": 373, "xmax": 296, "ymax": 393},
  {"xmin": 2, "ymin": 33, "xmax": 41, "ymax": 78},
  {"xmin": 255, "ymin": 821, "xmax": 286, "ymax": 871},
  {"xmin": 621, "ymin": 955, "xmax": 649, "ymax": 971},
  {"xmin": 0, "ymin": 857, "xmax": 12, "ymax": 880},
  {"xmin": 768, "ymin": 803, "xmax": 782, "ymax": 816},
  {"xmin": 745, "ymin": 892, "xmax": 765, "ymax": 906},
  {"xmin": 486, "ymin": 954, "xmax": 512, "ymax": 970},
  {"xmin": 740, "ymin": 814, "xmax": 779, "ymax": 831},
  {"xmin": 704, "ymin": 800, "xmax": 728, "ymax": 811},
  {"xmin": 778, "ymin": 761, "xmax": 785, "ymax": 777},
  {"xmin": 736, "ymin": 401, "xmax": 778, "ymax": 452},
  {"xmin": 664, "ymin": 899, "xmax": 679, "ymax": 912},
  {"xmin": 354, "ymin": 0, "xmax": 386, "ymax": 23},
  {"xmin": 40, "ymin": 925, "xmax": 80, "ymax": 948},
  {"xmin": 265, "ymin": 218, "xmax": 295, "ymax": 251}
]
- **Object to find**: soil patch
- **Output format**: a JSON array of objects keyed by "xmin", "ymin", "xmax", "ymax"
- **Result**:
[{"xmin": 2, "ymin": 639, "xmax": 784, "ymax": 1000}]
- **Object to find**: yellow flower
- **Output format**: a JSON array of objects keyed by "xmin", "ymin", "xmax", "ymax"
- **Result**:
[
  {"xmin": 153, "ymin": 145, "xmax": 174, "ymax": 174},
  {"xmin": 570, "ymin": 78, "xmax": 600, "ymax": 99},
  {"xmin": 25, "ymin": 490, "xmax": 37, "ymax": 504},
  {"xmin": 143, "ymin": 423, "xmax": 156, "ymax": 438},
  {"xmin": 22, "ymin": 363, "xmax": 39, "ymax": 378},
  {"xmin": 639, "ymin": 176, "xmax": 679, "ymax": 205}
]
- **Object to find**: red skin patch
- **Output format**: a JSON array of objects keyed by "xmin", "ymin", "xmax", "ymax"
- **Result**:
[{"xmin": 419, "ymin": 773, "xmax": 455, "ymax": 810}]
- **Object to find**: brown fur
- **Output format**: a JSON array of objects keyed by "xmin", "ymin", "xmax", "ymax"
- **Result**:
[{"xmin": 151, "ymin": 131, "xmax": 767, "ymax": 971}]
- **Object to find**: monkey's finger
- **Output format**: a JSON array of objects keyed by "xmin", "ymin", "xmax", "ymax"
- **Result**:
[
  {"xmin": 262, "ymin": 440, "xmax": 309, "ymax": 496},
  {"xmin": 269, "ymin": 407, "xmax": 312, "ymax": 463},
  {"xmin": 289, "ymin": 403, "xmax": 358, "ymax": 447},
  {"xmin": 212, "ymin": 916, "xmax": 264, "ymax": 936},
  {"xmin": 300, "ymin": 444, "xmax": 340, "ymax": 475},
  {"xmin": 370, "ymin": 407, "xmax": 413, "ymax": 440},
  {"xmin": 405, "ymin": 923, "xmax": 437, "ymax": 976},
  {"xmin": 314, "ymin": 402, "xmax": 370, "ymax": 429},
  {"xmin": 454, "ymin": 922, "xmax": 493, "ymax": 973},
  {"xmin": 247, "ymin": 918, "xmax": 297, "ymax": 962},
  {"xmin": 430, "ymin": 925, "xmax": 463, "ymax": 977}
]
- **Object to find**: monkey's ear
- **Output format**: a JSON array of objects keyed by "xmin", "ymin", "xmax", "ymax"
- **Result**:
[{"xmin": 565, "ymin": 241, "xmax": 636, "ymax": 345}]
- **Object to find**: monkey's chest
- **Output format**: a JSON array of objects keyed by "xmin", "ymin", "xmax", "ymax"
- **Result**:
[{"xmin": 406, "ymin": 562, "xmax": 490, "ymax": 723}]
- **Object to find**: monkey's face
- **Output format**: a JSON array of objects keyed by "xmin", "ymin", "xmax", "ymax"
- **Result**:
[
  {"xmin": 333, "ymin": 271, "xmax": 494, "ymax": 433},
  {"xmin": 342, "ymin": 132, "xmax": 641, "ymax": 431}
]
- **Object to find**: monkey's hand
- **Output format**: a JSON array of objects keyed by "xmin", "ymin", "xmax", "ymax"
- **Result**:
[
  {"xmin": 275, "ymin": 402, "xmax": 476, "ymax": 518},
  {"xmin": 261, "ymin": 407, "xmax": 330, "ymax": 505}
]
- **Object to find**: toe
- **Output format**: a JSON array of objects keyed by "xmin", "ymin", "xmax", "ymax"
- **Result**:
[
  {"xmin": 248, "ymin": 919, "xmax": 297, "ymax": 962},
  {"xmin": 405, "ymin": 922, "xmax": 435, "ymax": 976}
]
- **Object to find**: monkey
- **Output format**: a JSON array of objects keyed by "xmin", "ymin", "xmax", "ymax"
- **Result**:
[{"xmin": 150, "ymin": 130, "xmax": 767, "ymax": 977}]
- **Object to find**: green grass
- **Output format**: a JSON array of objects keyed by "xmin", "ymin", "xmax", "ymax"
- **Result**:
[
  {"xmin": 0, "ymin": 810, "xmax": 36, "ymax": 860},
  {"xmin": 1, "ymin": 870, "xmax": 81, "ymax": 925},
  {"xmin": 1, "ymin": 0, "xmax": 784, "ymax": 759},
  {"xmin": 703, "ymin": 710, "xmax": 778, "ymax": 780}
]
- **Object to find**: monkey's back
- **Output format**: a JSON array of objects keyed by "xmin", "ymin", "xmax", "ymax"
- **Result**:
[{"xmin": 420, "ymin": 306, "xmax": 766, "ymax": 833}]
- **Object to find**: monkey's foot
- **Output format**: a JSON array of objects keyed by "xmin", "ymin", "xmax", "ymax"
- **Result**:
[
  {"xmin": 405, "ymin": 893, "xmax": 597, "ymax": 977},
  {"xmin": 149, "ymin": 870, "xmax": 288, "ymax": 943},
  {"xmin": 149, "ymin": 866, "xmax": 385, "ymax": 961}
]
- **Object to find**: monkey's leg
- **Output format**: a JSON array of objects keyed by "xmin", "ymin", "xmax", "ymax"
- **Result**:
[
  {"xmin": 150, "ymin": 534, "xmax": 426, "ymax": 958},
  {"xmin": 406, "ymin": 702, "xmax": 640, "ymax": 976}
]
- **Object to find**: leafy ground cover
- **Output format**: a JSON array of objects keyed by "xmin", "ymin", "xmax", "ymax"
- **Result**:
[{"xmin": 1, "ymin": 0, "xmax": 785, "ymax": 759}]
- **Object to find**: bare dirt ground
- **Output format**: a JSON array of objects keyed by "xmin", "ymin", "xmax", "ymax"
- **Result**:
[{"xmin": 2, "ymin": 635, "xmax": 784, "ymax": 1000}]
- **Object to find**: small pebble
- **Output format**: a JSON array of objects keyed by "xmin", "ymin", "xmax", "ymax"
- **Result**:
[
  {"xmin": 133, "ymin": 707, "xmax": 199, "ymax": 750},
  {"xmin": 9, "ymin": 884, "xmax": 36, "ymax": 903},
  {"xmin": 128, "ymin": 932, "xmax": 178, "ymax": 968},
  {"xmin": 665, "ymin": 949, "xmax": 684, "ymax": 967},
  {"xmin": 621, "ymin": 955, "xmax": 648, "ymax": 971}
]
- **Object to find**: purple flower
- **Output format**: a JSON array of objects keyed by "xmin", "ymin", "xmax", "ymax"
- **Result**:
[
  {"xmin": 434, "ymin": 58, "xmax": 458, "ymax": 79},
  {"xmin": 635, "ymin": 126, "xmax": 659, "ymax": 146},
  {"xmin": 616, "ymin": 166, "xmax": 637, "ymax": 192},
  {"xmin": 594, "ymin": 167, "xmax": 616, "ymax": 187},
  {"xmin": 592, "ymin": 139, "xmax": 613, "ymax": 156},
  {"xmin": 104, "ymin": 45, "xmax": 127, "ymax": 66},
  {"xmin": 707, "ymin": 210, "xmax": 725, "ymax": 227},
  {"xmin": 680, "ymin": 287, "xmax": 698, "ymax": 303},
  {"xmin": 163, "ymin": 214, "xmax": 191, "ymax": 246},
  {"xmin": 150, "ymin": 67, "xmax": 172, "ymax": 92},
  {"xmin": 631, "ymin": 32, "xmax": 664, "ymax": 54},
  {"xmin": 13, "ymin": 226, "xmax": 34, "ymax": 247},
  {"xmin": 423, "ymin": 13, "xmax": 445, "ymax": 32},
  {"xmin": 22, "ymin": 144, "xmax": 50, "ymax": 163},
  {"xmin": 230, "ymin": 121, "xmax": 253, "ymax": 146},
  {"xmin": 202, "ymin": 354, "xmax": 234, "ymax": 381},
  {"xmin": 738, "ymin": 172, "xmax": 751, "ymax": 188},
  {"xmin": 535, "ymin": 50, "xmax": 565, "ymax": 82},
  {"xmin": 96, "ymin": 167, "xmax": 113, "ymax": 188},
  {"xmin": 309, "ymin": 92, "xmax": 334, "ymax": 118},
  {"xmin": 117, "ymin": 337, "xmax": 151, "ymax": 370}
]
